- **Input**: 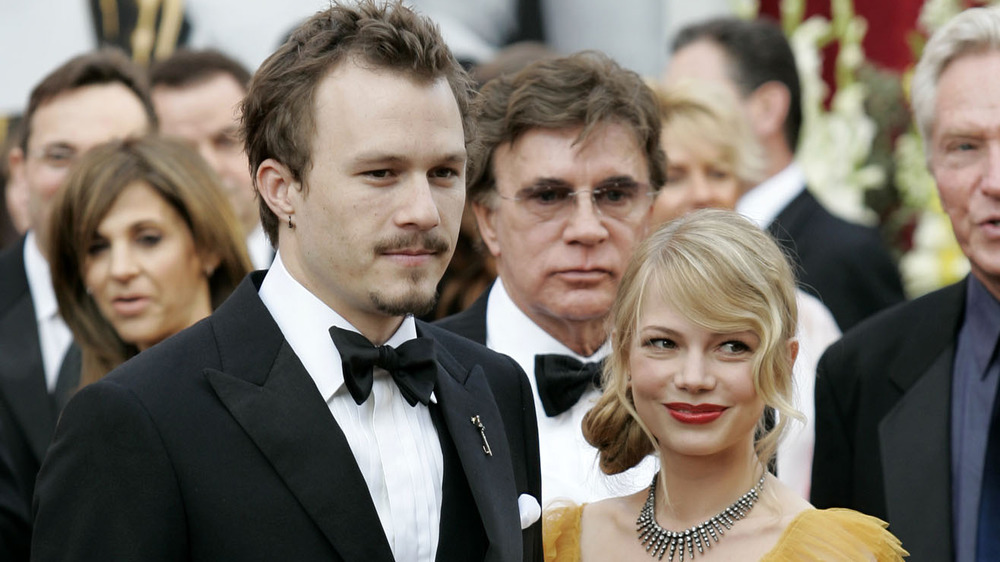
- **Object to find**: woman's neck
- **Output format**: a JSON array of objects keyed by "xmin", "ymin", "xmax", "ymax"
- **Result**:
[{"xmin": 653, "ymin": 444, "xmax": 763, "ymax": 529}]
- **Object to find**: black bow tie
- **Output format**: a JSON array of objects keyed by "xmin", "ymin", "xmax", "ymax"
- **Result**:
[
  {"xmin": 534, "ymin": 354, "xmax": 604, "ymax": 417},
  {"xmin": 329, "ymin": 326, "xmax": 437, "ymax": 407}
]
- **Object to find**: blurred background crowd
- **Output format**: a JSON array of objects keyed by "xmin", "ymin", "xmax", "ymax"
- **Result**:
[{"xmin": 0, "ymin": 0, "xmax": 987, "ymax": 300}]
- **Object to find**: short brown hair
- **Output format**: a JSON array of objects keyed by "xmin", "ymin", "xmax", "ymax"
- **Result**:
[
  {"xmin": 21, "ymin": 48, "xmax": 157, "ymax": 151},
  {"xmin": 47, "ymin": 135, "xmax": 251, "ymax": 386},
  {"xmin": 242, "ymin": 0, "xmax": 477, "ymax": 244},
  {"xmin": 468, "ymin": 50, "xmax": 666, "ymax": 205},
  {"xmin": 150, "ymin": 48, "xmax": 252, "ymax": 90}
]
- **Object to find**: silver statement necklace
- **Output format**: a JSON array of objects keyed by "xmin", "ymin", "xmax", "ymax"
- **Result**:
[{"xmin": 636, "ymin": 472, "xmax": 766, "ymax": 561}]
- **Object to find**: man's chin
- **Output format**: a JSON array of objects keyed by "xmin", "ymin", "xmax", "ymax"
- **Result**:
[{"xmin": 369, "ymin": 287, "xmax": 438, "ymax": 318}]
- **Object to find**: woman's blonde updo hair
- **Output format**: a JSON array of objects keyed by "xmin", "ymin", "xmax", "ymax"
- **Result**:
[{"xmin": 582, "ymin": 209, "xmax": 799, "ymax": 474}]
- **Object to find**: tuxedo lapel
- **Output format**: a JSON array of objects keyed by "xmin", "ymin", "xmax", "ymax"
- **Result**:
[
  {"xmin": 430, "ymin": 339, "xmax": 521, "ymax": 562},
  {"xmin": 204, "ymin": 276, "xmax": 393, "ymax": 561},
  {"xmin": 879, "ymin": 345, "xmax": 954, "ymax": 560}
]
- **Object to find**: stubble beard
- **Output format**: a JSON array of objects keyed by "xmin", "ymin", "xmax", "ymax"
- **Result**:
[
  {"xmin": 369, "ymin": 269, "xmax": 439, "ymax": 317},
  {"xmin": 369, "ymin": 232, "xmax": 450, "ymax": 317}
]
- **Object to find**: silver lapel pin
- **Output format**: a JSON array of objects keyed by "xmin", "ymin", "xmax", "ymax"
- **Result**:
[{"xmin": 470, "ymin": 415, "xmax": 492, "ymax": 456}]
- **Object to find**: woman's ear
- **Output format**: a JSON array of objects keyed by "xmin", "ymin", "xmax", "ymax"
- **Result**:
[
  {"xmin": 255, "ymin": 158, "xmax": 298, "ymax": 219},
  {"xmin": 200, "ymin": 251, "xmax": 222, "ymax": 278},
  {"xmin": 787, "ymin": 337, "xmax": 799, "ymax": 365}
]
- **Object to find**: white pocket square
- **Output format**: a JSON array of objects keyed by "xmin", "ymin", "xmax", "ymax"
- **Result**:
[{"xmin": 518, "ymin": 493, "xmax": 541, "ymax": 529}]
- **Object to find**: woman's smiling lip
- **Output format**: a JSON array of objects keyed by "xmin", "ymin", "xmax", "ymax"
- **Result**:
[{"xmin": 665, "ymin": 402, "xmax": 727, "ymax": 424}]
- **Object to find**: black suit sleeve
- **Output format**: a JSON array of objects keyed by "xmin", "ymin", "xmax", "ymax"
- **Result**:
[
  {"xmin": 810, "ymin": 344, "xmax": 856, "ymax": 509},
  {"xmin": 32, "ymin": 380, "xmax": 187, "ymax": 561},
  {"xmin": 0, "ymin": 416, "xmax": 29, "ymax": 562}
]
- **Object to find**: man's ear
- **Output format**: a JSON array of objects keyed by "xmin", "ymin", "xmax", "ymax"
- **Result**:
[
  {"xmin": 255, "ymin": 158, "xmax": 298, "ymax": 219},
  {"xmin": 472, "ymin": 200, "xmax": 502, "ymax": 258},
  {"xmin": 6, "ymin": 147, "xmax": 31, "ymax": 233},
  {"xmin": 746, "ymin": 81, "xmax": 790, "ymax": 141}
]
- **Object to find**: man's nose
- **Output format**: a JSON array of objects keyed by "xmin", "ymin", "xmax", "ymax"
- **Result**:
[{"xmin": 563, "ymin": 191, "xmax": 609, "ymax": 245}]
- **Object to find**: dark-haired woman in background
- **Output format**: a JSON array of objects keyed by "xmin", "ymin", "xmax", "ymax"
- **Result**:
[{"xmin": 47, "ymin": 135, "xmax": 251, "ymax": 387}]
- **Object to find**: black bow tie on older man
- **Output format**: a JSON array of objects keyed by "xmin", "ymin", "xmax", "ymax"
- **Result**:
[
  {"xmin": 534, "ymin": 354, "xmax": 605, "ymax": 417},
  {"xmin": 329, "ymin": 326, "xmax": 437, "ymax": 407}
]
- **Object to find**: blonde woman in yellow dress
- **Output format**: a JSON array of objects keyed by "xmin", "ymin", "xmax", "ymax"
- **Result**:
[{"xmin": 543, "ymin": 209, "xmax": 906, "ymax": 561}]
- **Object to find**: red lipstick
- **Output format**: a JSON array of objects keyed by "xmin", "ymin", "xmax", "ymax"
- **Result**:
[{"xmin": 666, "ymin": 403, "xmax": 727, "ymax": 424}]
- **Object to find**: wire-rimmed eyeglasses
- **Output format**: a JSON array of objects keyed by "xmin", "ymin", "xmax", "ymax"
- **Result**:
[{"xmin": 495, "ymin": 178, "xmax": 655, "ymax": 222}]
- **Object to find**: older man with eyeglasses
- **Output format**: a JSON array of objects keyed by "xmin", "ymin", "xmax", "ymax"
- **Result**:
[{"xmin": 436, "ymin": 51, "xmax": 665, "ymax": 505}]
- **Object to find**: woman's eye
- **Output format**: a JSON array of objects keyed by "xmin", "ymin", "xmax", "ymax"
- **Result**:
[
  {"xmin": 644, "ymin": 338, "xmax": 676, "ymax": 350},
  {"xmin": 86, "ymin": 240, "xmax": 109, "ymax": 256},
  {"xmin": 720, "ymin": 340, "xmax": 751, "ymax": 354},
  {"xmin": 137, "ymin": 233, "xmax": 162, "ymax": 247}
]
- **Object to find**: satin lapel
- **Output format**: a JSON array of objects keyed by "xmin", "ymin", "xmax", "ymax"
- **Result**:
[
  {"xmin": 879, "ymin": 345, "xmax": 954, "ymax": 560},
  {"xmin": 0, "ymin": 292, "xmax": 55, "ymax": 462},
  {"xmin": 431, "ymin": 344, "xmax": 521, "ymax": 562},
  {"xmin": 203, "ymin": 275, "xmax": 393, "ymax": 561}
]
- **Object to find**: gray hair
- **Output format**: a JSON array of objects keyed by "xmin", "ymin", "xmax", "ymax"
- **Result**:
[{"xmin": 912, "ymin": 6, "xmax": 1000, "ymax": 148}]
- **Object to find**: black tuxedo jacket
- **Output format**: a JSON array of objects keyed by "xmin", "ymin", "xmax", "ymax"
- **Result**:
[
  {"xmin": 0, "ymin": 237, "xmax": 78, "ymax": 507},
  {"xmin": 769, "ymin": 189, "xmax": 904, "ymax": 331},
  {"xmin": 811, "ymin": 281, "xmax": 965, "ymax": 560},
  {"xmin": 434, "ymin": 286, "xmax": 490, "ymax": 345},
  {"xmin": 32, "ymin": 273, "xmax": 542, "ymax": 562}
]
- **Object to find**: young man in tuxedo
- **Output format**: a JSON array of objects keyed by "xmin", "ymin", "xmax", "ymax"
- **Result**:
[
  {"xmin": 0, "ymin": 48, "xmax": 154, "ymax": 518},
  {"xmin": 436, "ymin": 52, "xmax": 664, "ymax": 503},
  {"xmin": 32, "ymin": 3, "xmax": 542, "ymax": 561},
  {"xmin": 664, "ymin": 17, "xmax": 904, "ymax": 332},
  {"xmin": 811, "ymin": 6, "xmax": 1000, "ymax": 560}
]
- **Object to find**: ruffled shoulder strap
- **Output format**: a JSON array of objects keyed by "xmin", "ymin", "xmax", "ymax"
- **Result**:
[
  {"xmin": 543, "ymin": 503, "xmax": 585, "ymax": 562},
  {"xmin": 764, "ymin": 508, "xmax": 908, "ymax": 561}
]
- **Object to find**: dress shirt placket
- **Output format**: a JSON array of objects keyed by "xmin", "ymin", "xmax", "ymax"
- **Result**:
[{"xmin": 372, "ymin": 374, "xmax": 437, "ymax": 561}]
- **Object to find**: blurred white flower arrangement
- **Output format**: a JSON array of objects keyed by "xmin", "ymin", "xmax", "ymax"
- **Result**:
[{"xmin": 740, "ymin": 0, "xmax": 978, "ymax": 297}]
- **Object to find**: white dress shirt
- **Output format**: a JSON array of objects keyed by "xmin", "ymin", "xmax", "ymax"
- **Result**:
[
  {"xmin": 778, "ymin": 291, "xmax": 841, "ymax": 499},
  {"xmin": 736, "ymin": 162, "xmax": 807, "ymax": 229},
  {"xmin": 24, "ymin": 231, "xmax": 73, "ymax": 392},
  {"xmin": 259, "ymin": 253, "xmax": 443, "ymax": 561},
  {"xmin": 484, "ymin": 279, "xmax": 657, "ymax": 506}
]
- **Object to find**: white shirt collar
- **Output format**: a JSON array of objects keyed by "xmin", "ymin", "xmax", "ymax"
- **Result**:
[
  {"xmin": 485, "ymin": 278, "xmax": 609, "ymax": 364},
  {"xmin": 258, "ymin": 252, "xmax": 418, "ymax": 402},
  {"xmin": 735, "ymin": 162, "xmax": 807, "ymax": 229},
  {"xmin": 23, "ymin": 231, "xmax": 58, "ymax": 322},
  {"xmin": 246, "ymin": 224, "xmax": 273, "ymax": 270}
]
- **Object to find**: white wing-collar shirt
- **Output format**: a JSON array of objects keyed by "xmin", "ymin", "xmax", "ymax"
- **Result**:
[
  {"xmin": 485, "ymin": 278, "xmax": 656, "ymax": 506},
  {"xmin": 259, "ymin": 252, "xmax": 443, "ymax": 561},
  {"xmin": 736, "ymin": 162, "xmax": 806, "ymax": 229},
  {"xmin": 24, "ymin": 231, "xmax": 73, "ymax": 392}
]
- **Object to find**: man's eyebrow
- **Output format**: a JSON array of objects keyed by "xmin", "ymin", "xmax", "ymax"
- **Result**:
[
  {"xmin": 40, "ymin": 142, "xmax": 75, "ymax": 152},
  {"xmin": 595, "ymin": 175, "xmax": 640, "ymax": 185},
  {"xmin": 525, "ymin": 177, "xmax": 573, "ymax": 190},
  {"xmin": 353, "ymin": 151, "xmax": 467, "ymax": 166}
]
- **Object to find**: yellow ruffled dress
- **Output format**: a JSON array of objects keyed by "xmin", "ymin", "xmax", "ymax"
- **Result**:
[{"xmin": 543, "ymin": 505, "xmax": 907, "ymax": 561}]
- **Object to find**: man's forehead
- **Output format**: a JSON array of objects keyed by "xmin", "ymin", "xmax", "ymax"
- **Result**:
[
  {"xmin": 664, "ymin": 41, "xmax": 742, "ymax": 99},
  {"xmin": 498, "ymin": 123, "xmax": 647, "ymax": 181},
  {"xmin": 933, "ymin": 50, "xmax": 1000, "ymax": 136},
  {"xmin": 29, "ymin": 83, "xmax": 150, "ymax": 148}
]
